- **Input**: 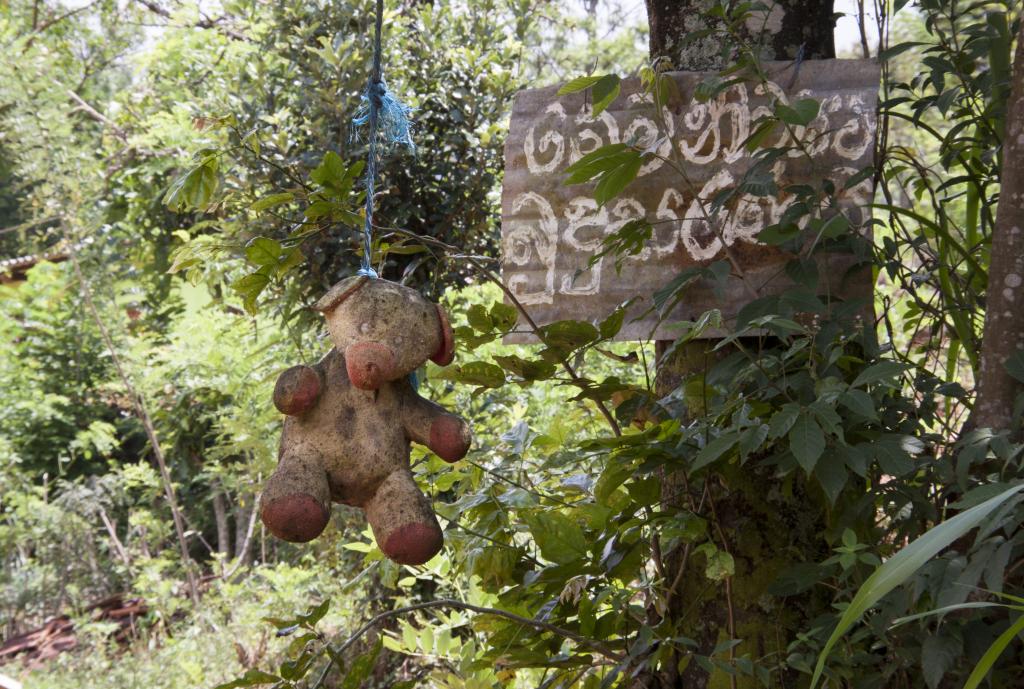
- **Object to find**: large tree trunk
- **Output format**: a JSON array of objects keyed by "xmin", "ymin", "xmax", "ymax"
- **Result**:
[
  {"xmin": 974, "ymin": 21, "xmax": 1024, "ymax": 435},
  {"xmin": 645, "ymin": 0, "xmax": 835, "ymax": 71},
  {"xmin": 646, "ymin": 3, "xmax": 836, "ymax": 688}
]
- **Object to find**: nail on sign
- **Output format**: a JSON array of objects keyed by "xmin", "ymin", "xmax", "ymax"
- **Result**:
[{"xmin": 500, "ymin": 60, "xmax": 880, "ymax": 342}]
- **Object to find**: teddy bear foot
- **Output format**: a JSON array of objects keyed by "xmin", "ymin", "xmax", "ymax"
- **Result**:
[
  {"xmin": 381, "ymin": 522, "xmax": 443, "ymax": 565},
  {"xmin": 429, "ymin": 416, "xmax": 472, "ymax": 463},
  {"xmin": 261, "ymin": 494, "xmax": 330, "ymax": 543}
]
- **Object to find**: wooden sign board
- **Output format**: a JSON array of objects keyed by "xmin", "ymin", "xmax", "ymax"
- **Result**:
[{"xmin": 500, "ymin": 60, "xmax": 879, "ymax": 342}]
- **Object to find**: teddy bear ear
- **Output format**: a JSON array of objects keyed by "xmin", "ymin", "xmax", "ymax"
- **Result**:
[
  {"xmin": 313, "ymin": 275, "xmax": 368, "ymax": 313},
  {"xmin": 430, "ymin": 304, "xmax": 456, "ymax": 366}
]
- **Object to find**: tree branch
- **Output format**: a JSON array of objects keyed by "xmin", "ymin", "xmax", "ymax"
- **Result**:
[{"xmin": 311, "ymin": 598, "xmax": 625, "ymax": 688}]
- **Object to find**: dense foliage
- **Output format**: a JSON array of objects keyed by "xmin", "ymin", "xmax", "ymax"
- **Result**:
[{"xmin": 1, "ymin": 2, "xmax": 1023, "ymax": 689}]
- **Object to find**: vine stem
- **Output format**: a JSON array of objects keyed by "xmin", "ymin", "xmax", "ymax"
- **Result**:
[
  {"xmin": 310, "ymin": 598, "xmax": 625, "ymax": 688},
  {"xmin": 67, "ymin": 240, "xmax": 200, "ymax": 605}
]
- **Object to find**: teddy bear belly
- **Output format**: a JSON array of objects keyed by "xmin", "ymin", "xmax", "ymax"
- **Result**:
[{"xmin": 324, "ymin": 443, "xmax": 408, "ymax": 508}]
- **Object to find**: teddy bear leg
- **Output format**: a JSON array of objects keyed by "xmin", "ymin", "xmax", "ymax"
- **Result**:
[
  {"xmin": 364, "ymin": 470, "xmax": 443, "ymax": 566},
  {"xmin": 260, "ymin": 456, "xmax": 331, "ymax": 543}
]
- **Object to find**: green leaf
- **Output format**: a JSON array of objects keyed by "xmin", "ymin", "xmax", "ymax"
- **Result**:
[
  {"xmin": 164, "ymin": 159, "xmax": 219, "ymax": 212},
  {"xmin": 594, "ymin": 154, "xmax": 642, "ymax": 206},
  {"xmin": 704, "ymin": 548, "xmax": 735, "ymax": 581},
  {"xmin": 310, "ymin": 151, "xmax": 346, "ymax": 188},
  {"xmin": 851, "ymin": 360, "xmax": 909, "ymax": 388},
  {"xmin": 245, "ymin": 237, "xmax": 283, "ymax": 266},
  {"xmin": 466, "ymin": 304, "xmax": 491, "ymax": 332},
  {"xmin": 819, "ymin": 213, "xmax": 849, "ymax": 239},
  {"xmin": 489, "ymin": 302, "xmax": 519, "ymax": 331},
  {"xmin": 557, "ymin": 75, "xmax": 603, "ymax": 95},
  {"xmin": 299, "ymin": 599, "xmax": 330, "ymax": 625},
  {"xmin": 212, "ymin": 669, "xmax": 281, "ymax": 689},
  {"xmin": 878, "ymin": 41, "xmax": 926, "ymax": 61},
  {"xmin": 809, "ymin": 484, "xmax": 1024, "ymax": 689},
  {"xmin": 341, "ymin": 638, "xmax": 382, "ymax": 689},
  {"xmin": 1005, "ymin": 350, "xmax": 1024, "ymax": 383},
  {"xmin": 838, "ymin": 389, "xmax": 877, "ymax": 420},
  {"xmin": 962, "ymin": 614, "xmax": 1024, "ymax": 689},
  {"xmin": 789, "ymin": 416, "xmax": 825, "ymax": 474},
  {"xmin": 743, "ymin": 118, "xmax": 779, "ymax": 152},
  {"xmin": 493, "ymin": 355, "xmax": 556, "ymax": 381},
  {"xmin": 251, "ymin": 192, "xmax": 295, "ymax": 212},
  {"xmin": 921, "ymin": 634, "xmax": 960, "ymax": 689},
  {"xmin": 439, "ymin": 361, "xmax": 505, "ymax": 390},
  {"xmin": 692, "ymin": 432, "xmax": 739, "ymax": 472},
  {"xmin": 873, "ymin": 435, "xmax": 916, "ymax": 476},
  {"xmin": 541, "ymin": 320, "xmax": 599, "ymax": 350},
  {"xmin": 591, "ymin": 74, "xmax": 621, "ymax": 116},
  {"xmin": 599, "ymin": 307, "xmax": 626, "ymax": 339},
  {"xmin": 775, "ymin": 98, "xmax": 820, "ymax": 126},
  {"xmin": 564, "ymin": 144, "xmax": 629, "ymax": 184},
  {"xmin": 525, "ymin": 511, "xmax": 589, "ymax": 564},
  {"xmin": 769, "ymin": 403, "xmax": 801, "ymax": 439},
  {"xmin": 814, "ymin": 456, "xmax": 847, "ymax": 506},
  {"xmin": 231, "ymin": 273, "xmax": 270, "ymax": 315}
]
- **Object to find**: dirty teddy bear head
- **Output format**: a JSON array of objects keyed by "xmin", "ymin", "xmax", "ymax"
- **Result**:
[{"xmin": 313, "ymin": 275, "xmax": 455, "ymax": 390}]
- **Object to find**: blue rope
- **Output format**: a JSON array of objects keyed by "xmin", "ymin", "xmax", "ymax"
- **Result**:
[{"xmin": 351, "ymin": 0, "xmax": 415, "ymax": 279}]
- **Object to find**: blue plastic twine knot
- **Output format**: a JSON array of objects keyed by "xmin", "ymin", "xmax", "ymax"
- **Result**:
[{"xmin": 349, "ymin": 0, "xmax": 415, "ymax": 279}]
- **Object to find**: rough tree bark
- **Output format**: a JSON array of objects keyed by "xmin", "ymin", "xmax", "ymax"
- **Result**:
[
  {"xmin": 645, "ymin": 0, "xmax": 835, "ymax": 71},
  {"xmin": 646, "ymin": 3, "xmax": 836, "ymax": 688},
  {"xmin": 974, "ymin": 20, "xmax": 1024, "ymax": 435}
]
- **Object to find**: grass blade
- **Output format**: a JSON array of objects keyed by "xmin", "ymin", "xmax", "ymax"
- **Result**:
[
  {"xmin": 810, "ymin": 483, "xmax": 1024, "ymax": 689},
  {"xmin": 962, "ymin": 614, "xmax": 1024, "ymax": 689}
]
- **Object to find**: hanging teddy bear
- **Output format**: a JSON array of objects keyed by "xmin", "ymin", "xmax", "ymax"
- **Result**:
[{"xmin": 260, "ymin": 275, "xmax": 472, "ymax": 565}]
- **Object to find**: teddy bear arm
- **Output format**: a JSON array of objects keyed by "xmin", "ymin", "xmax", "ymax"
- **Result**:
[
  {"xmin": 273, "ymin": 365, "xmax": 323, "ymax": 416},
  {"xmin": 401, "ymin": 390, "xmax": 472, "ymax": 463}
]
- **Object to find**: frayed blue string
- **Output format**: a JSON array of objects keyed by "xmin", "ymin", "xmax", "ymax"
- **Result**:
[{"xmin": 350, "ymin": 0, "xmax": 415, "ymax": 279}]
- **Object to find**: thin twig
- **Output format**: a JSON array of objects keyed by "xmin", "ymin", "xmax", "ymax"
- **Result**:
[{"xmin": 67, "ymin": 240, "xmax": 200, "ymax": 604}]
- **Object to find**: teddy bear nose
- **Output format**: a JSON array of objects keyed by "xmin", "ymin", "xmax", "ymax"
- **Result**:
[{"xmin": 345, "ymin": 341, "xmax": 397, "ymax": 390}]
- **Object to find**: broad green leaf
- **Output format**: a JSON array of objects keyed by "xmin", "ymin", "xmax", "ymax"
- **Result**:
[
  {"xmin": 775, "ymin": 98, "xmax": 820, "ymax": 126},
  {"xmin": 769, "ymin": 403, "xmax": 801, "ymax": 439},
  {"xmin": 838, "ymin": 389, "xmax": 877, "ymax": 420},
  {"xmin": 245, "ymin": 237, "xmax": 283, "ymax": 266},
  {"xmin": 493, "ymin": 355, "xmax": 556, "ymax": 381},
  {"xmin": 809, "ymin": 483, "xmax": 1024, "ymax": 689},
  {"xmin": 439, "ymin": 361, "xmax": 505, "ymax": 390},
  {"xmin": 594, "ymin": 154, "xmax": 642, "ymax": 206},
  {"xmin": 541, "ymin": 320, "xmax": 599, "ymax": 350},
  {"xmin": 251, "ymin": 192, "xmax": 294, "ymax": 212},
  {"xmin": 599, "ymin": 307, "xmax": 626, "ymax": 339},
  {"xmin": 310, "ymin": 150, "xmax": 346, "ymax": 188},
  {"xmin": 692, "ymin": 432, "xmax": 738, "ymax": 472},
  {"xmin": 851, "ymin": 360, "xmax": 909, "ymax": 388},
  {"xmin": 489, "ymin": 302, "xmax": 519, "ymax": 331},
  {"xmin": 557, "ymin": 75, "xmax": 603, "ymax": 95},
  {"xmin": 789, "ymin": 416, "xmax": 825, "ymax": 473},
  {"xmin": 591, "ymin": 74, "xmax": 621, "ymax": 116},
  {"xmin": 921, "ymin": 634, "xmax": 960, "ymax": 689},
  {"xmin": 525, "ymin": 511, "xmax": 588, "ymax": 564},
  {"xmin": 231, "ymin": 273, "xmax": 270, "ymax": 314},
  {"xmin": 814, "ymin": 456, "xmax": 847, "ymax": 506}
]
